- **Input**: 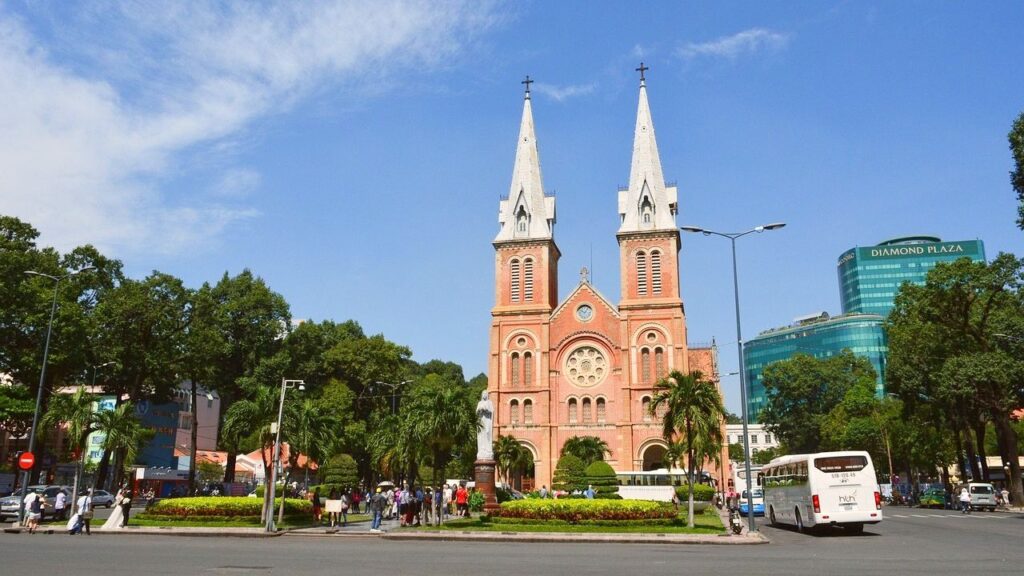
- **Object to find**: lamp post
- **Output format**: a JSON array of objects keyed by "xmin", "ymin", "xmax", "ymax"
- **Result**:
[
  {"xmin": 266, "ymin": 379, "xmax": 304, "ymax": 532},
  {"xmin": 681, "ymin": 223, "xmax": 785, "ymax": 533},
  {"xmin": 18, "ymin": 266, "xmax": 94, "ymax": 525},
  {"xmin": 375, "ymin": 380, "xmax": 411, "ymax": 415}
]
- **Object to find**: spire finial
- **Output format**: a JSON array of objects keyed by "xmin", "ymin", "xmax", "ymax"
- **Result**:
[
  {"xmin": 635, "ymin": 62, "xmax": 649, "ymax": 85},
  {"xmin": 522, "ymin": 75, "xmax": 533, "ymax": 99}
]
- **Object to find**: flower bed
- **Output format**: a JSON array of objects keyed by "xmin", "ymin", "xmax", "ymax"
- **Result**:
[
  {"xmin": 497, "ymin": 499, "xmax": 675, "ymax": 522},
  {"xmin": 145, "ymin": 496, "xmax": 311, "ymax": 518}
]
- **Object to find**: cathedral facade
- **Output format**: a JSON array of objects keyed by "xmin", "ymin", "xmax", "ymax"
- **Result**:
[{"xmin": 487, "ymin": 72, "xmax": 723, "ymax": 489}]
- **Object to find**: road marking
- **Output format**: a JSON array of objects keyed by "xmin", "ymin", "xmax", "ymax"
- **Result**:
[
  {"xmin": 892, "ymin": 514, "xmax": 909, "ymax": 518},
  {"xmin": 911, "ymin": 514, "xmax": 931, "ymax": 518}
]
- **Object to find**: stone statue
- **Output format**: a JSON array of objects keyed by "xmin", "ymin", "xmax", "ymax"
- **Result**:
[{"xmin": 476, "ymin": 390, "xmax": 494, "ymax": 461}]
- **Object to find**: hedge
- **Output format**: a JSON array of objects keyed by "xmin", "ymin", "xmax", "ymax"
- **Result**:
[
  {"xmin": 489, "ymin": 516, "xmax": 683, "ymax": 528},
  {"xmin": 497, "ymin": 499, "xmax": 675, "ymax": 522},
  {"xmin": 253, "ymin": 485, "xmax": 285, "ymax": 498},
  {"xmin": 583, "ymin": 461, "xmax": 619, "ymax": 497},
  {"xmin": 146, "ymin": 496, "xmax": 312, "ymax": 518},
  {"xmin": 674, "ymin": 484, "xmax": 715, "ymax": 502}
]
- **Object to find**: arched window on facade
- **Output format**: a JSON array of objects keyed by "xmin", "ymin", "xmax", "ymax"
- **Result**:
[
  {"xmin": 568, "ymin": 398, "xmax": 578, "ymax": 424},
  {"xmin": 523, "ymin": 351, "xmax": 533, "ymax": 386},
  {"xmin": 510, "ymin": 259, "xmax": 521, "ymax": 303},
  {"xmin": 516, "ymin": 205, "xmax": 528, "ymax": 235},
  {"xmin": 640, "ymin": 348, "xmax": 651, "ymax": 384},
  {"xmin": 582, "ymin": 398, "xmax": 592, "ymax": 424},
  {"xmin": 650, "ymin": 250, "xmax": 662, "ymax": 295},
  {"xmin": 523, "ymin": 399, "xmax": 533, "ymax": 424},
  {"xmin": 596, "ymin": 398, "xmax": 606, "ymax": 424},
  {"xmin": 523, "ymin": 258, "xmax": 534, "ymax": 302},
  {"xmin": 655, "ymin": 401, "xmax": 668, "ymax": 420},
  {"xmin": 636, "ymin": 251, "xmax": 648, "ymax": 296},
  {"xmin": 654, "ymin": 347, "xmax": 665, "ymax": 379},
  {"xmin": 510, "ymin": 352, "xmax": 520, "ymax": 387},
  {"xmin": 641, "ymin": 396, "xmax": 652, "ymax": 422},
  {"xmin": 510, "ymin": 399, "xmax": 520, "ymax": 425}
]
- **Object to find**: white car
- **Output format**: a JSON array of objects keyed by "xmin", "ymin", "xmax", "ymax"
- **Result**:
[{"xmin": 88, "ymin": 489, "xmax": 116, "ymax": 508}]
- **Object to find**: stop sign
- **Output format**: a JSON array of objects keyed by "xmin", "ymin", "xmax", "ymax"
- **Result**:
[{"xmin": 17, "ymin": 451, "xmax": 35, "ymax": 471}]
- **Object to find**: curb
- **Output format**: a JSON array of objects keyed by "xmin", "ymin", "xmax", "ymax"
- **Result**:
[{"xmin": 379, "ymin": 530, "xmax": 768, "ymax": 545}]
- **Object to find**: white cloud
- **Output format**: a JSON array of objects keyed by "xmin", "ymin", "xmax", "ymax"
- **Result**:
[
  {"xmin": 677, "ymin": 28, "xmax": 789, "ymax": 60},
  {"xmin": 0, "ymin": 2, "xmax": 500, "ymax": 255},
  {"xmin": 532, "ymin": 82, "xmax": 596, "ymax": 102}
]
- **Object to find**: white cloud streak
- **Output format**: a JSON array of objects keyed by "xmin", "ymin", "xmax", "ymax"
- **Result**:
[
  {"xmin": 677, "ymin": 28, "xmax": 789, "ymax": 60},
  {"xmin": 532, "ymin": 82, "xmax": 596, "ymax": 102},
  {"xmin": 0, "ymin": 1, "xmax": 500, "ymax": 255}
]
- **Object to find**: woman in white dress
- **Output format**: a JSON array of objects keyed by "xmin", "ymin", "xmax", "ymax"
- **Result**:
[{"xmin": 100, "ymin": 489, "xmax": 125, "ymax": 530}]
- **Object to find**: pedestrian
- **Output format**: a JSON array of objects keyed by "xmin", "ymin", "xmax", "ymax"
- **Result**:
[
  {"xmin": 54, "ymin": 490, "xmax": 67, "ymax": 521},
  {"xmin": 1001, "ymin": 487, "xmax": 1010, "ymax": 508},
  {"xmin": 455, "ymin": 484, "xmax": 468, "ymax": 517},
  {"xmin": 443, "ymin": 484, "xmax": 452, "ymax": 517},
  {"xmin": 585, "ymin": 484, "xmax": 595, "ymax": 499},
  {"xmin": 370, "ymin": 487, "xmax": 385, "ymax": 532},
  {"xmin": 120, "ymin": 489, "xmax": 132, "ymax": 527},
  {"xmin": 351, "ymin": 489, "xmax": 361, "ymax": 514},
  {"xmin": 312, "ymin": 487, "xmax": 322, "ymax": 525},
  {"xmin": 423, "ymin": 488, "xmax": 432, "ymax": 525},
  {"xmin": 959, "ymin": 486, "xmax": 971, "ymax": 514},
  {"xmin": 24, "ymin": 492, "xmax": 43, "ymax": 534},
  {"xmin": 414, "ymin": 485, "xmax": 424, "ymax": 526},
  {"xmin": 76, "ymin": 489, "xmax": 93, "ymax": 535},
  {"xmin": 538, "ymin": 485, "xmax": 548, "ymax": 499},
  {"xmin": 327, "ymin": 487, "xmax": 339, "ymax": 527},
  {"xmin": 340, "ymin": 490, "xmax": 349, "ymax": 527}
]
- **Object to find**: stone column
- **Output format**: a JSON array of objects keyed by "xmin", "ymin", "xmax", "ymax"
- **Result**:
[{"xmin": 474, "ymin": 459, "xmax": 500, "ymax": 514}]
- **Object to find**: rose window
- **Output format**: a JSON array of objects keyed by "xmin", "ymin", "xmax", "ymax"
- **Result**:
[{"xmin": 565, "ymin": 346, "xmax": 608, "ymax": 388}]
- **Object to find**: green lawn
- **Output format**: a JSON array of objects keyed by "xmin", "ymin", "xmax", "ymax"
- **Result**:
[{"xmin": 408, "ymin": 512, "xmax": 723, "ymax": 535}]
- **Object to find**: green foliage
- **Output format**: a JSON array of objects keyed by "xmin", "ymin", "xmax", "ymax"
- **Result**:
[
  {"xmin": 197, "ymin": 462, "xmax": 224, "ymax": 485},
  {"xmin": 724, "ymin": 410, "xmax": 742, "ymax": 425},
  {"xmin": 468, "ymin": 489, "xmax": 485, "ymax": 512},
  {"xmin": 674, "ymin": 483, "xmax": 715, "ymax": 502},
  {"xmin": 552, "ymin": 454, "xmax": 586, "ymax": 492},
  {"xmin": 253, "ymin": 485, "xmax": 285, "ymax": 498},
  {"xmin": 752, "ymin": 447, "xmax": 782, "ymax": 466},
  {"xmin": 146, "ymin": 496, "xmax": 310, "ymax": 518},
  {"xmin": 498, "ymin": 499, "xmax": 676, "ymax": 522},
  {"xmin": 320, "ymin": 453, "xmax": 359, "ymax": 489},
  {"xmin": 493, "ymin": 435, "xmax": 533, "ymax": 488},
  {"xmin": 0, "ymin": 384, "xmax": 35, "ymax": 437},
  {"xmin": 583, "ymin": 460, "xmax": 619, "ymax": 496},
  {"xmin": 760, "ymin": 351, "xmax": 877, "ymax": 453},
  {"xmin": 1010, "ymin": 111, "xmax": 1024, "ymax": 229},
  {"xmin": 727, "ymin": 443, "xmax": 744, "ymax": 463},
  {"xmin": 560, "ymin": 436, "xmax": 609, "ymax": 466}
]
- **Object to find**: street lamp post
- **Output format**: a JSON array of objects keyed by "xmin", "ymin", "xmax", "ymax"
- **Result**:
[
  {"xmin": 266, "ymin": 379, "xmax": 304, "ymax": 532},
  {"xmin": 681, "ymin": 223, "xmax": 785, "ymax": 533},
  {"xmin": 375, "ymin": 380, "xmax": 411, "ymax": 415},
  {"xmin": 18, "ymin": 266, "xmax": 94, "ymax": 525}
]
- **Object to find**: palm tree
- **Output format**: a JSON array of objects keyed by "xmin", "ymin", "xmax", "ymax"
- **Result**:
[
  {"xmin": 42, "ymin": 386, "xmax": 97, "ymax": 507},
  {"xmin": 91, "ymin": 403, "xmax": 153, "ymax": 491},
  {"xmin": 285, "ymin": 399, "xmax": 340, "ymax": 489},
  {"xmin": 560, "ymin": 435, "xmax": 610, "ymax": 466},
  {"xmin": 493, "ymin": 435, "xmax": 533, "ymax": 489},
  {"xmin": 405, "ymin": 381, "xmax": 476, "ymax": 488},
  {"xmin": 650, "ymin": 370, "xmax": 725, "ymax": 528},
  {"xmin": 222, "ymin": 385, "xmax": 279, "ymax": 522}
]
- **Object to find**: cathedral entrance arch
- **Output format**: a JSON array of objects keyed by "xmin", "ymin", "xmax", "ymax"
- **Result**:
[{"xmin": 639, "ymin": 440, "xmax": 668, "ymax": 471}]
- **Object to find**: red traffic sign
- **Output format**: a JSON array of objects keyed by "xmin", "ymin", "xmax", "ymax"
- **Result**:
[{"xmin": 17, "ymin": 451, "xmax": 35, "ymax": 471}]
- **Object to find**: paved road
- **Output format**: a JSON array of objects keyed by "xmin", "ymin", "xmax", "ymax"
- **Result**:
[{"xmin": 3, "ymin": 510, "xmax": 1021, "ymax": 575}]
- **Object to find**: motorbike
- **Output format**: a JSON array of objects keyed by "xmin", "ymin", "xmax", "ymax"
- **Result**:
[{"xmin": 729, "ymin": 507, "xmax": 744, "ymax": 535}]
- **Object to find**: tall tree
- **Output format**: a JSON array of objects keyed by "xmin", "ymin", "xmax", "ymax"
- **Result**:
[
  {"xmin": 91, "ymin": 403, "xmax": 154, "ymax": 490},
  {"xmin": 759, "ymin": 351, "xmax": 877, "ymax": 453},
  {"xmin": 887, "ymin": 254, "xmax": 1024, "ymax": 504},
  {"xmin": 1010, "ymin": 111, "xmax": 1024, "ymax": 230},
  {"xmin": 41, "ymin": 386, "xmax": 97, "ymax": 501},
  {"xmin": 404, "ymin": 375, "xmax": 476, "ymax": 488},
  {"xmin": 650, "ymin": 370, "xmax": 725, "ymax": 528}
]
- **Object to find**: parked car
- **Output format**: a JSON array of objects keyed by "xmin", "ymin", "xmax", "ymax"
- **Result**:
[
  {"xmin": 962, "ymin": 482, "xmax": 998, "ymax": 512},
  {"xmin": 88, "ymin": 489, "xmax": 116, "ymax": 508},
  {"xmin": 0, "ymin": 485, "xmax": 71, "ymax": 520},
  {"xmin": 918, "ymin": 487, "xmax": 945, "ymax": 509}
]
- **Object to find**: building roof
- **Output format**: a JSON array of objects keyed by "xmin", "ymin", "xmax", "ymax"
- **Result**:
[
  {"xmin": 495, "ymin": 90, "xmax": 556, "ymax": 242},
  {"xmin": 618, "ymin": 75, "xmax": 677, "ymax": 234}
]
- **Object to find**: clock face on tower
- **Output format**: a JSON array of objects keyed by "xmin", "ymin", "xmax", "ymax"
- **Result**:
[{"xmin": 576, "ymin": 304, "xmax": 594, "ymax": 322}]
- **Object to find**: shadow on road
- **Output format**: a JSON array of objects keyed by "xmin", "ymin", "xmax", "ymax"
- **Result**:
[{"xmin": 765, "ymin": 523, "xmax": 881, "ymax": 538}]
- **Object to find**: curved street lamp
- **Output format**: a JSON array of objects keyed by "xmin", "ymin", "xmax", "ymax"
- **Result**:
[
  {"xmin": 266, "ymin": 379, "xmax": 305, "ymax": 532},
  {"xmin": 18, "ymin": 266, "xmax": 94, "ymax": 525},
  {"xmin": 681, "ymin": 223, "xmax": 785, "ymax": 533}
]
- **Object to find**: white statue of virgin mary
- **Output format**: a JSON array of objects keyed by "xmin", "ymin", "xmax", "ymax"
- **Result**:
[{"xmin": 476, "ymin": 390, "xmax": 494, "ymax": 461}]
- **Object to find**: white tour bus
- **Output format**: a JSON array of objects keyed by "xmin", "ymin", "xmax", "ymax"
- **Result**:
[{"xmin": 762, "ymin": 451, "xmax": 882, "ymax": 533}]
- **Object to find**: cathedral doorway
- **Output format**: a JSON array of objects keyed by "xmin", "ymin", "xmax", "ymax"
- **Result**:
[{"xmin": 641, "ymin": 442, "xmax": 668, "ymax": 471}]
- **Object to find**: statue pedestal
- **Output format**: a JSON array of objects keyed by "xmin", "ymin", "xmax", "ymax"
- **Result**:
[{"xmin": 474, "ymin": 459, "xmax": 500, "ymax": 515}]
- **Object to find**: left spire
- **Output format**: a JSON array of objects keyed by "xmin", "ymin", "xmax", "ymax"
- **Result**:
[{"xmin": 496, "ymin": 76, "xmax": 556, "ymax": 242}]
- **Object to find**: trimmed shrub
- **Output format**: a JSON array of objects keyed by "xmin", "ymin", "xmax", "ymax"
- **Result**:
[
  {"xmin": 253, "ymin": 485, "xmax": 285, "ymax": 498},
  {"xmin": 497, "ymin": 499, "xmax": 676, "ymax": 522},
  {"xmin": 583, "ymin": 461, "xmax": 619, "ymax": 497},
  {"xmin": 489, "ymin": 516, "xmax": 682, "ymax": 528},
  {"xmin": 674, "ymin": 483, "xmax": 715, "ymax": 502},
  {"xmin": 320, "ymin": 454, "xmax": 359, "ymax": 490},
  {"xmin": 469, "ymin": 489, "xmax": 485, "ymax": 512},
  {"xmin": 146, "ymin": 496, "xmax": 311, "ymax": 518},
  {"xmin": 552, "ymin": 454, "xmax": 586, "ymax": 492}
]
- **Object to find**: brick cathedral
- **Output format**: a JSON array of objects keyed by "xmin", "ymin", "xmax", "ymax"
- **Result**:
[{"xmin": 487, "ymin": 70, "xmax": 723, "ymax": 489}]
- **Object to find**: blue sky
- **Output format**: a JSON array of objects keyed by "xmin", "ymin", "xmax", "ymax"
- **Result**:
[{"xmin": 2, "ymin": 2, "xmax": 1022, "ymax": 412}]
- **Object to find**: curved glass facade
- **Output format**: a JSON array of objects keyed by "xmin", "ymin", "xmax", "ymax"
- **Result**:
[
  {"xmin": 838, "ymin": 237, "xmax": 985, "ymax": 317},
  {"xmin": 744, "ymin": 314, "xmax": 887, "ymax": 423}
]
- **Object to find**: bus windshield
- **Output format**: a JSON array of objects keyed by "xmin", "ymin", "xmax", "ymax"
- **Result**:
[{"xmin": 813, "ymin": 455, "xmax": 868, "ymax": 473}]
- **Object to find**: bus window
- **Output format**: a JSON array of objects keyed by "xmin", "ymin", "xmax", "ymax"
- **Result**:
[{"xmin": 814, "ymin": 455, "xmax": 868, "ymax": 472}]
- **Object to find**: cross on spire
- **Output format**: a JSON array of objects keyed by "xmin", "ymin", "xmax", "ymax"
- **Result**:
[
  {"xmin": 522, "ymin": 75, "xmax": 533, "ymax": 98},
  {"xmin": 635, "ymin": 62, "xmax": 649, "ymax": 84}
]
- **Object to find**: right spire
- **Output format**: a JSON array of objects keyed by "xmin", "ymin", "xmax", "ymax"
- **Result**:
[{"xmin": 618, "ymin": 63, "xmax": 678, "ymax": 233}]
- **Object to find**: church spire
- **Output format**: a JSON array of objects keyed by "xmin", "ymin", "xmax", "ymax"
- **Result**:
[
  {"xmin": 496, "ymin": 76, "xmax": 556, "ymax": 242},
  {"xmin": 618, "ymin": 64, "xmax": 678, "ymax": 233}
]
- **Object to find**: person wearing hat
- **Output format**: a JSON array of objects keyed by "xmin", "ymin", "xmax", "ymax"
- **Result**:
[{"xmin": 370, "ymin": 487, "xmax": 385, "ymax": 532}]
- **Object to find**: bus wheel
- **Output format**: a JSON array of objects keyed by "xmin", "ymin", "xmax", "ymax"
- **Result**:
[
  {"xmin": 845, "ymin": 523, "xmax": 864, "ymax": 534},
  {"xmin": 795, "ymin": 508, "xmax": 805, "ymax": 533},
  {"xmin": 768, "ymin": 507, "xmax": 778, "ymax": 527}
]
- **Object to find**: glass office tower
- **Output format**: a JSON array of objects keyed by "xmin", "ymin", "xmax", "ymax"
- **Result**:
[
  {"xmin": 744, "ymin": 313, "xmax": 887, "ymax": 423},
  {"xmin": 838, "ymin": 236, "xmax": 986, "ymax": 317}
]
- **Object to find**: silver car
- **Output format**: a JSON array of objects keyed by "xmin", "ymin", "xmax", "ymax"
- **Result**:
[
  {"xmin": 0, "ymin": 485, "xmax": 71, "ymax": 520},
  {"xmin": 966, "ymin": 483, "xmax": 998, "ymax": 512}
]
